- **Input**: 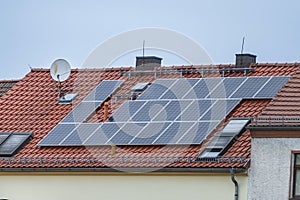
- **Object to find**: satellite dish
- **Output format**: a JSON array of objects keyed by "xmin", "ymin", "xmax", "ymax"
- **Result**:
[{"xmin": 50, "ymin": 59, "xmax": 71, "ymax": 82}]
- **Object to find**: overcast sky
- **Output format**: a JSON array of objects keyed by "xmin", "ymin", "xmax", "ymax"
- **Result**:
[{"xmin": 0, "ymin": 0, "xmax": 299, "ymax": 79}]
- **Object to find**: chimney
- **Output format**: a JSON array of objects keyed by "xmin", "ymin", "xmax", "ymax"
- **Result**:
[
  {"xmin": 136, "ymin": 56, "xmax": 162, "ymax": 71},
  {"xmin": 235, "ymin": 53, "xmax": 256, "ymax": 68}
]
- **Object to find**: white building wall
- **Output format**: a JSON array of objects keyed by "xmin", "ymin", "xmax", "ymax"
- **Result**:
[
  {"xmin": 0, "ymin": 173, "xmax": 247, "ymax": 200},
  {"xmin": 249, "ymin": 138, "xmax": 300, "ymax": 200}
]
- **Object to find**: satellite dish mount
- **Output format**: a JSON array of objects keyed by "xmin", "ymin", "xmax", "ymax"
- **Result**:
[{"xmin": 50, "ymin": 59, "xmax": 71, "ymax": 99}]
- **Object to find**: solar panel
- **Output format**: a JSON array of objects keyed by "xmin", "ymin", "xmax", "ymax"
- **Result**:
[
  {"xmin": 131, "ymin": 100, "xmax": 169, "ymax": 122},
  {"xmin": 61, "ymin": 123, "xmax": 100, "ymax": 145},
  {"xmin": 83, "ymin": 80, "xmax": 124, "ymax": 102},
  {"xmin": 152, "ymin": 100, "xmax": 192, "ymax": 121},
  {"xmin": 160, "ymin": 79, "xmax": 200, "ymax": 99},
  {"xmin": 183, "ymin": 78, "xmax": 222, "ymax": 99},
  {"xmin": 39, "ymin": 124, "xmax": 77, "ymax": 146},
  {"xmin": 209, "ymin": 77, "xmax": 246, "ymax": 98},
  {"xmin": 177, "ymin": 121, "xmax": 219, "ymax": 144},
  {"xmin": 62, "ymin": 101, "xmax": 103, "ymax": 123},
  {"xmin": 254, "ymin": 76, "xmax": 290, "ymax": 98},
  {"xmin": 109, "ymin": 100, "xmax": 146, "ymax": 122},
  {"xmin": 84, "ymin": 123, "xmax": 123, "ymax": 145},
  {"xmin": 109, "ymin": 122, "xmax": 147, "ymax": 144},
  {"xmin": 230, "ymin": 77, "xmax": 270, "ymax": 98},
  {"xmin": 153, "ymin": 121, "xmax": 195, "ymax": 144},
  {"xmin": 138, "ymin": 79, "xmax": 177, "ymax": 100},
  {"xmin": 0, "ymin": 132, "xmax": 32, "ymax": 156},
  {"xmin": 201, "ymin": 99, "xmax": 241, "ymax": 121},
  {"xmin": 130, "ymin": 122, "xmax": 171, "ymax": 144},
  {"xmin": 176, "ymin": 100, "xmax": 215, "ymax": 121}
]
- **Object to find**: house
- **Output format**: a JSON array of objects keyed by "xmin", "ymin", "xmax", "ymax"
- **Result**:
[
  {"xmin": 248, "ymin": 69, "xmax": 300, "ymax": 200},
  {"xmin": 0, "ymin": 55, "xmax": 299, "ymax": 200}
]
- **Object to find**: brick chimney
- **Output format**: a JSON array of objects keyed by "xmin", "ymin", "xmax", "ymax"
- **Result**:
[
  {"xmin": 136, "ymin": 56, "xmax": 162, "ymax": 71},
  {"xmin": 235, "ymin": 53, "xmax": 256, "ymax": 68}
]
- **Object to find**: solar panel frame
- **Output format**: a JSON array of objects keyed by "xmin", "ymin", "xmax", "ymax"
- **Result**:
[
  {"xmin": 230, "ymin": 76, "xmax": 271, "ymax": 98},
  {"xmin": 153, "ymin": 121, "xmax": 195, "ymax": 144},
  {"xmin": 109, "ymin": 122, "xmax": 147, "ymax": 144},
  {"xmin": 183, "ymin": 78, "xmax": 222, "ymax": 99},
  {"xmin": 130, "ymin": 122, "xmax": 172, "ymax": 144},
  {"xmin": 130, "ymin": 100, "xmax": 169, "ymax": 122},
  {"xmin": 200, "ymin": 99, "xmax": 241, "ymax": 121},
  {"xmin": 176, "ymin": 99, "xmax": 216, "ymax": 121},
  {"xmin": 60, "ymin": 123, "xmax": 101, "ymax": 145},
  {"xmin": 83, "ymin": 80, "xmax": 124, "ymax": 102},
  {"xmin": 61, "ymin": 101, "xmax": 103, "ymax": 123},
  {"xmin": 38, "ymin": 124, "xmax": 78, "ymax": 146},
  {"xmin": 109, "ymin": 100, "xmax": 147, "ymax": 122},
  {"xmin": 209, "ymin": 77, "xmax": 247, "ymax": 98},
  {"xmin": 160, "ymin": 78, "xmax": 200, "ymax": 100},
  {"xmin": 254, "ymin": 76, "xmax": 290, "ymax": 98},
  {"xmin": 177, "ymin": 121, "xmax": 219, "ymax": 144},
  {"xmin": 152, "ymin": 100, "xmax": 192, "ymax": 122},
  {"xmin": 138, "ymin": 79, "xmax": 178, "ymax": 100}
]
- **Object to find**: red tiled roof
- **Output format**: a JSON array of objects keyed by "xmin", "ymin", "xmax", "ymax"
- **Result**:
[{"xmin": 0, "ymin": 63, "xmax": 299, "ymax": 170}]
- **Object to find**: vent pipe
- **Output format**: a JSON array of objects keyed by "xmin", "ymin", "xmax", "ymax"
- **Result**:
[{"xmin": 103, "ymin": 102, "xmax": 109, "ymax": 121}]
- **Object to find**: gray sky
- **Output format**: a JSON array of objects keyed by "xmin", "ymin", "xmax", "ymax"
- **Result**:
[{"xmin": 0, "ymin": 0, "xmax": 300, "ymax": 79}]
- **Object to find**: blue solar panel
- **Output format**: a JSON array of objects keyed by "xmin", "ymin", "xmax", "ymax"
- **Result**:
[
  {"xmin": 39, "ymin": 124, "xmax": 77, "ymax": 146},
  {"xmin": 138, "ymin": 79, "xmax": 177, "ymax": 100},
  {"xmin": 152, "ymin": 100, "xmax": 192, "ymax": 121},
  {"xmin": 61, "ymin": 123, "xmax": 100, "ymax": 145},
  {"xmin": 183, "ymin": 78, "xmax": 221, "ymax": 99},
  {"xmin": 83, "ymin": 80, "xmax": 124, "ymax": 102},
  {"xmin": 109, "ymin": 100, "xmax": 146, "ymax": 122},
  {"xmin": 84, "ymin": 123, "xmax": 121, "ymax": 145},
  {"xmin": 160, "ymin": 79, "xmax": 200, "ymax": 99},
  {"xmin": 109, "ymin": 122, "xmax": 147, "ymax": 144},
  {"xmin": 209, "ymin": 77, "xmax": 246, "ymax": 98},
  {"xmin": 177, "ymin": 121, "xmax": 219, "ymax": 144},
  {"xmin": 254, "ymin": 76, "xmax": 290, "ymax": 98},
  {"xmin": 230, "ymin": 77, "xmax": 270, "ymax": 98},
  {"xmin": 130, "ymin": 122, "xmax": 171, "ymax": 144},
  {"xmin": 62, "ymin": 101, "xmax": 103, "ymax": 123},
  {"xmin": 201, "ymin": 99, "xmax": 241, "ymax": 121},
  {"xmin": 131, "ymin": 100, "xmax": 169, "ymax": 121},
  {"xmin": 153, "ymin": 121, "xmax": 195, "ymax": 144},
  {"xmin": 176, "ymin": 100, "xmax": 215, "ymax": 121}
]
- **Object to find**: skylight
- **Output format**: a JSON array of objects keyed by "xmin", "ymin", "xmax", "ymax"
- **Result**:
[
  {"xmin": 0, "ymin": 132, "xmax": 33, "ymax": 156},
  {"xmin": 198, "ymin": 118, "xmax": 250, "ymax": 159}
]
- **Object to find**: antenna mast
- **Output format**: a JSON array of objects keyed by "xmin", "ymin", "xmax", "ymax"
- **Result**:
[
  {"xmin": 241, "ymin": 36, "xmax": 245, "ymax": 54},
  {"xmin": 142, "ymin": 40, "xmax": 145, "ymax": 66}
]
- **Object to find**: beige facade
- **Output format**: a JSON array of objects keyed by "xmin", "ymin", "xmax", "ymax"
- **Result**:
[{"xmin": 0, "ymin": 172, "xmax": 248, "ymax": 200}]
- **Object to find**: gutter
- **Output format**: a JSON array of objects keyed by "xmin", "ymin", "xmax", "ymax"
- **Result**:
[
  {"xmin": 0, "ymin": 167, "xmax": 246, "ymax": 173},
  {"xmin": 231, "ymin": 168, "xmax": 239, "ymax": 200}
]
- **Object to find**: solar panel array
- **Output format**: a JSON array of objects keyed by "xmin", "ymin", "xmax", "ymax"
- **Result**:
[
  {"xmin": 138, "ymin": 76, "xmax": 290, "ymax": 100},
  {"xmin": 39, "ymin": 76, "xmax": 290, "ymax": 146},
  {"xmin": 39, "ymin": 80, "xmax": 124, "ymax": 146}
]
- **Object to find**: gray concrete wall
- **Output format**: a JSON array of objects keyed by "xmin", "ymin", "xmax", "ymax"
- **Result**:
[{"xmin": 249, "ymin": 138, "xmax": 300, "ymax": 200}]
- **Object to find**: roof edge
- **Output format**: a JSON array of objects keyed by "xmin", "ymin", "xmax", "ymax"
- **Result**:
[{"xmin": 0, "ymin": 167, "xmax": 246, "ymax": 173}]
